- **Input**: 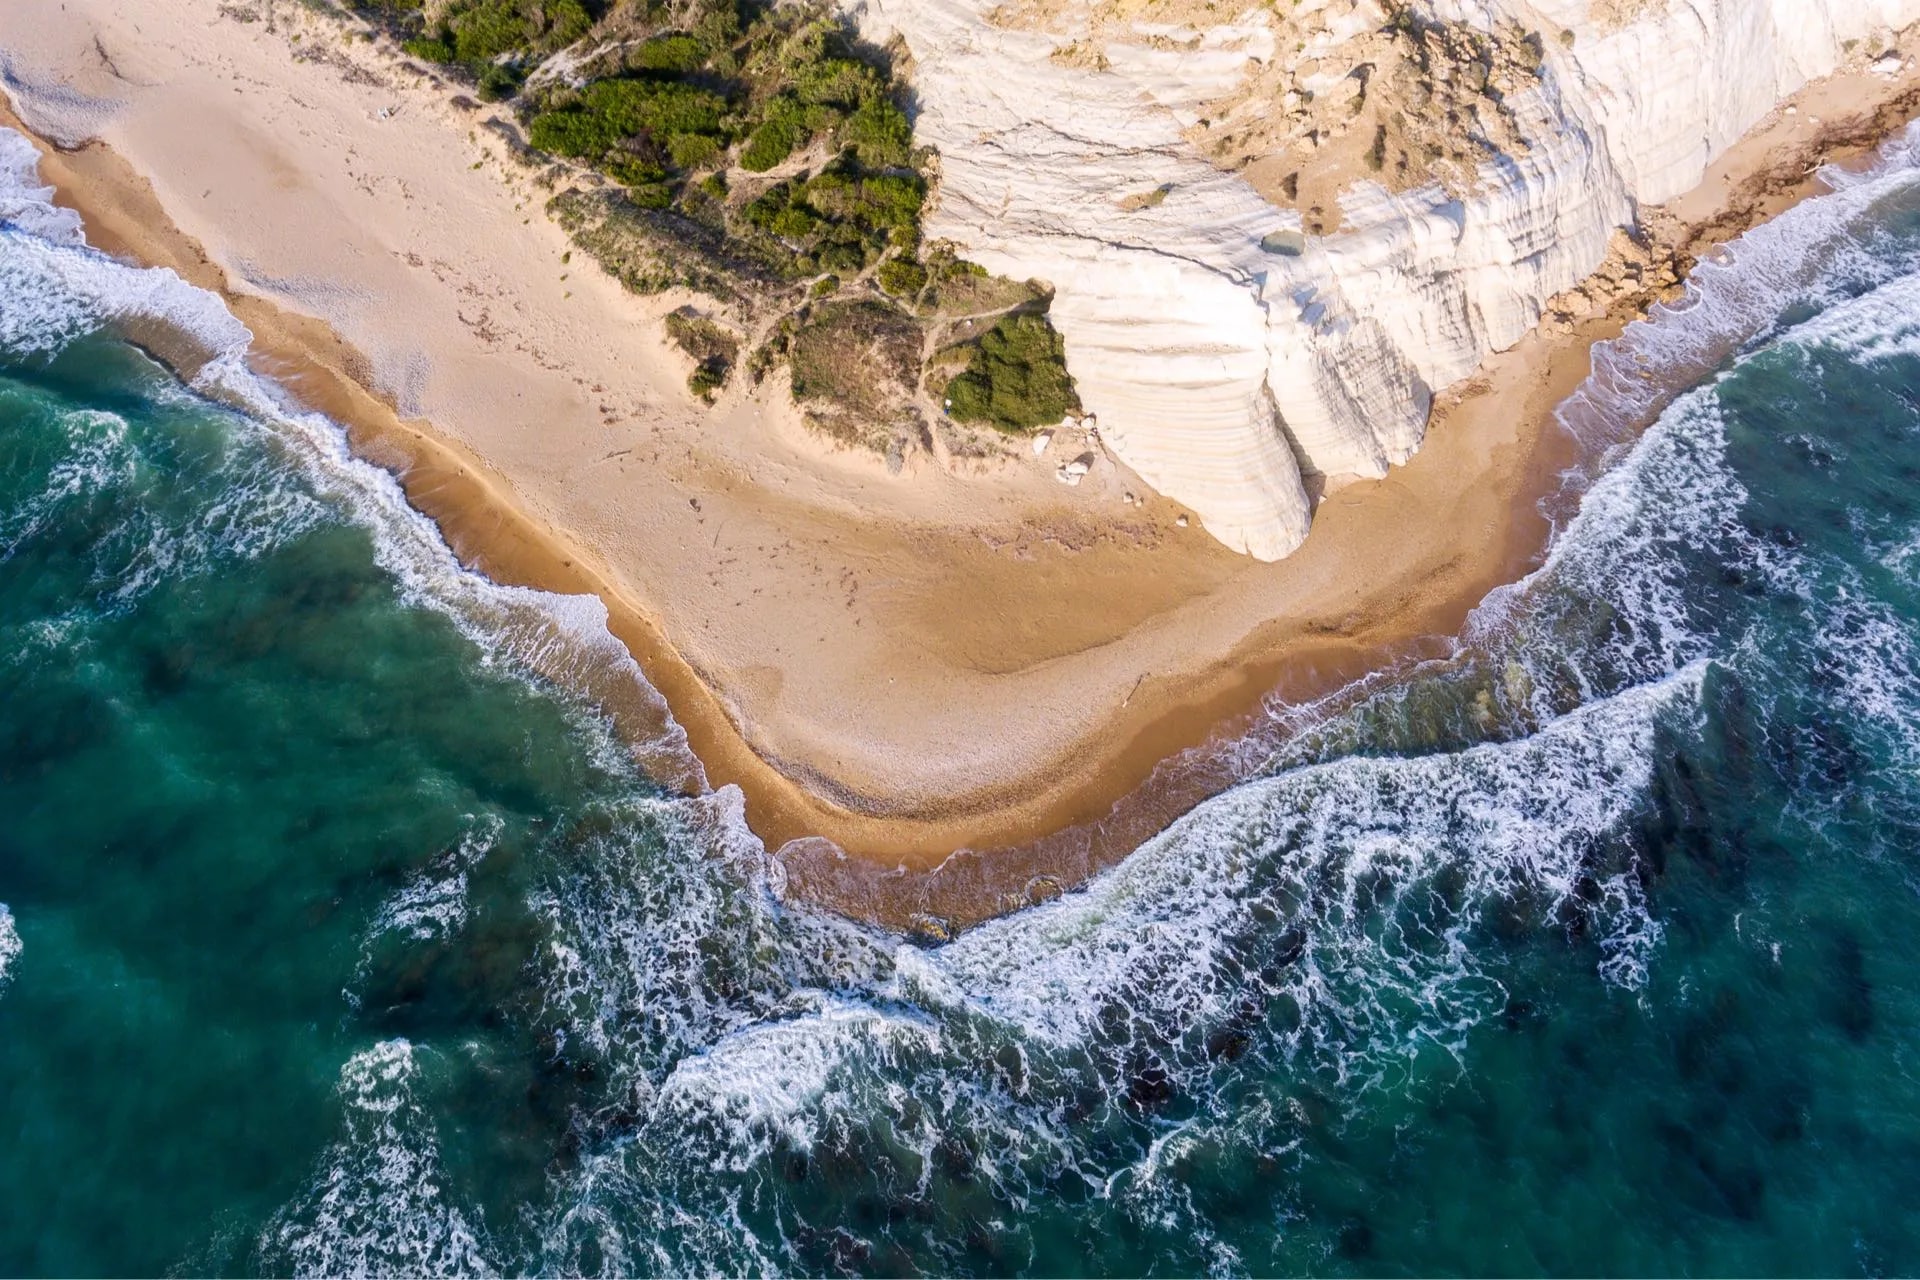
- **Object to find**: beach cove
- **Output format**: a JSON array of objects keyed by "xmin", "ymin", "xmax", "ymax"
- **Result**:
[
  {"xmin": 10, "ymin": 4, "xmax": 1920, "ymax": 1271},
  {"xmin": 5, "ymin": 0, "xmax": 1920, "ymax": 929}
]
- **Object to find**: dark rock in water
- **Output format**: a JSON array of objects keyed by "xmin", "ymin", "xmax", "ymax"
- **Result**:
[
  {"xmin": 0, "ymin": 686, "xmax": 113, "ymax": 778},
  {"xmin": 1204, "ymin": 1026, "xmax": 1251, "ymax": 1062},
  {"xmin": 1126, "ymin": 1054, "xmax": 1176, "ymax": 1112},
  {"xmin": 1094, "ymin": 997, "xmax": 1135, "ymax": 1048},
  {"xmin": 1653, "ymin": 1113, "xmax": 1766, "ymax": 1221},
  {"xmin": 907, "ymin": 913, "xmax": 953, "ymax": 946},
  {"xmin": 1272, "ymin": 925, "xmax": 1308, "ymax": 969},
  {"xmin": 1708, "ymin": 1158, "xmax": 1767, "ymax": 1222},
  {"xmin": 1023, "ymin": 875, "xmax": 1064, "ymax": 906},
  {"xmin": 1759, "ymin": 1080, "xmax": 1813, "ymax": 1146},
  {"xmin": 1827, "ymin": 929, "xmax": 1875, "ymax": 1042},
  {"xmin": 1337, "ymin": 1217, "xmax": 1376, "ymax": 1260},
  {"xmin": 990, "ymin": 1041, "xmax": 1028, "ymax": 1094},
  {"xmin": 138, "ymin": 641, "xmax": 196, "ymax": 697},
  {"xmin": 548, "ymin": 1125, "xmax": 583, "ymax": 1177},
  {"xmin": 1502, "ymin": 998, "xmax": 1539, "ymax": 1031},
  {"xmin": 934, "ymin": 1133, "xmax": 976, "ymax": 1182}
]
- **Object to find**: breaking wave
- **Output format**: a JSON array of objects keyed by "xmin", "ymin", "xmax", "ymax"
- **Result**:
[
  {"xmin": 0, "ymin": 905, "xmax": 18, "ymax": 994},
  {"xmin": 8, "ymin": 113, "xmax": 1920, "ymax": 1274},
  {"xmin": 257, "ymin": 1041, "xmax": 494, "ymax": 1277},
  {"xmin": 0, "ymin": 126, "xmax": 702, "ymax": 790}
]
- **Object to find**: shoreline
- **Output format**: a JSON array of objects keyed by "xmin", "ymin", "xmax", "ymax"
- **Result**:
[{"xmin": 4, "ymin": 4, "xmax": 1919, "ymax": 930}]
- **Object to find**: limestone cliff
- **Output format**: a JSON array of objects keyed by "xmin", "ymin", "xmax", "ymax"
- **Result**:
[{"xmin": 845, "ymin": 0, "xmax": 1920, "ymax": 558}]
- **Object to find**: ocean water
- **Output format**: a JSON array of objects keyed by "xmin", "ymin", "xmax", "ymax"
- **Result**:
[{"xmin": 4, "ymin": 119, "xmax": 1920, "ymax": 1276}]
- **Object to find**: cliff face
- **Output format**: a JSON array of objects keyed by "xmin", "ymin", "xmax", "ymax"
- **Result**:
[{"xmin": 846, "ymin": 0, "xmax": 1920, "ymax": 559}]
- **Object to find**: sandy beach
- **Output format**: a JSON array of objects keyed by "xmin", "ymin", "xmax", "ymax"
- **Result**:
[{"xmin": 4, "ymin": 0, "xmax": 1919, "ymax": 928}]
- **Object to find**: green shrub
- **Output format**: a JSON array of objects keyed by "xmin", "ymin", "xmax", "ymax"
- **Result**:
[
  {"xmin": 738, "ymin": 97, "xmax": 810, "ymax": 171},
  {"xmin": 1365, "ymin": 124, "xmax": 1388, "ymax": 172},
  {"xmin": 449, "ymin": 0, "xmax": 528, "ymax": 62},
  {"xmin": 943, "ymin": 312, "xmax": 1079, "ymax": 433},
  {"xmin": 477, "ymin": 62, "xmax": 522, "ymax": 101},
  {"xmin": 688, "ymin": 362, "xmax": 728, "ymax": 401},
  {"xmin": 693, "ymin": 4, "xmax": 741, "ymax": 54},
  {"xmin": 546, "ymin": 0, "xmax": 593, "ymax": 47},
  {"xmin": 667, "ymin": 132, "xmax": 722, "ymax": 170},
  {"xmin": 665, "ymin": 310, "xmax": 741, "ymax": 402},
  {"xmin": 623, "ymin": 81, "xmax": 727, "ymax": 135},
  {"xmin": 403, "ymin": 0, "xmax": 593, "ymax": 64},
  {"xmin": 604, "ymin": 154, "xmax": 667, "ymax": 187},
  {"xmin": 800, "ymin": 170, "xmax": 923, "ymax": 231},
  {"xmin": 840, "ymin": 95, "xmax": 911, "ymax": 168},
  {"xmin": 787, "ymin": 301, "xmax": 923, "ymax": 438},
  {"xmin": 529, "ymin": 109, "xmax": 615, "ymax": 157},
  {"xmin": 635, "ymin": 32, "xmax": 706, "ymax": 73},
  {"xmin": 792, "ymin": 56, "xmax": 875, "ymax": 107},
  {"xmin": 529, "ymin": 79, "xmax": 726, "ymax": 161},
  {"xmin": 628, "ymin": 183, "xmax": 675, "ymax": 209},
  {"xmin": 817, "ymin": 239, "xmax": 867, "ymax": 272},
  {"xmin": 876, "ymin": 257, "xmax": 926, "ymax": 297},
  {"xmin": 402, "ymin": 33, "xmax": 455, "ymax": 61}
]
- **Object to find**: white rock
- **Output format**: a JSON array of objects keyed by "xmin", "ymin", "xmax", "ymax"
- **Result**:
[
  {"xmin": 1055, "ymin": 456, "xmax": 1092, "ymax": 486},
  {"xmin": 844, "ymin": 0, "xmax": 1920, "ymax": 559},
  {"xmin": 1032, "ymin": 430, "xmax": 1053, "ymax": 456},
  {"xmin": 1872, "ymin": 52, "xmax": 1905, "ymax": 75}
]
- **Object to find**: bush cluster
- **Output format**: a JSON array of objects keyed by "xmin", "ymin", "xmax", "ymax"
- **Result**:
[
  {"xmin": 664, "ymin": 311, "xmax": 741, "ymax": 402},
  {"xmin": 739, "ymin": 168, "xmax": 924, "ymax": 275},
  {"xmin": 384, "ymin": 0, "xmax": 594, "ymax": 98},
  {"xmin": 364, "ymin": 0, "xmax": 928, "ymax": 288},
  {"xmin": 351, "ymin": 0, "xmax": 1043, "ymax": 446},
  {"xmin": 380, "ymin": 0, "xmax": 917, "ymax": 195},
  {"xmin": 944, "ymin": 313, "xmax": 1080, "ymax": 433}
]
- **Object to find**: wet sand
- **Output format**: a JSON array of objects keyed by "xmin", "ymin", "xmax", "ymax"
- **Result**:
[{"xmin": 4, "ymin": 0, "xmax": 1919, "ymax": 930}]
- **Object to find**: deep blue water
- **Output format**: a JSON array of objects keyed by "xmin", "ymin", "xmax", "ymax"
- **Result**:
[{"xmin": 4, "ymin": 123, "xmax": 1920, "ymax": 1276}]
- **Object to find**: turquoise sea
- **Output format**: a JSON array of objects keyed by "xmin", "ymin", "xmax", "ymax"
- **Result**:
[{"xmin": 5, "ymin": 120, "xmax": 1920, "ymax": 1276}]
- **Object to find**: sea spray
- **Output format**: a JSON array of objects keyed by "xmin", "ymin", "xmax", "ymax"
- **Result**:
[
  {"xmin": 257, "ymin": 1041, "xmax": 495, "ymax": 1277},
  {"xmin": 6, "ymin": 116, "xmax": 1920, "ymax": 1277},
  {"xmin": 0, "ymin": 126, "xmax": 703, "ymax": 791},
  {"xmin": 0, "ymin": 905, "xmax": 18, "ymax": 993},
  {"xmin": 1558, "ymin": 120, "xmax": 1920, "ymax": 457}
]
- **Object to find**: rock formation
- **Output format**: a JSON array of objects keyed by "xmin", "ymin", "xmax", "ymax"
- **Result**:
[{"xmin": 845, "ymin": 0, "xmax": 1920, "ymax": 558}]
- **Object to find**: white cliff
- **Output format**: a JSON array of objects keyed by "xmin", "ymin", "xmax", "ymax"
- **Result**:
[{"xmin": 847, "ymin": 0, "xmax": 1920, "ymax": 559}]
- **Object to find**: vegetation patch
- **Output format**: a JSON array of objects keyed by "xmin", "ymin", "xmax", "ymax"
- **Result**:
[
  {"xmin": 875, "ymin": 256, "xmax": 928, "ymax": 299},
  {"xmin": 921, "ymin": 251, "xmax": 1048, "ymax": 317},
  {"xmin": 788, "ymin": 301, "xmax": 923, "ymax": 448},
  {"xmin": 942, "ymin": 312, "xmax": 1079, "ymax": 434},
  {"xmin": 1118, "ymin": 182, "xmax": 1173, "ymax": 212},
  {"xmin": 343, "ymin": 0, "xmax": 1068, "ymax": 456},
  {"xmin": 664, "ymin": 309, "xmax": 741, "ymax": 403}
]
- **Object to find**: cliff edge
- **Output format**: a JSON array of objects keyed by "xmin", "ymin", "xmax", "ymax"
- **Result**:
[{"xmin": 848, "ymin": 0, "xmax": 1920, "ymax": 558}]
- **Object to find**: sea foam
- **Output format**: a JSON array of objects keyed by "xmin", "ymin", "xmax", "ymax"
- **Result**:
[
  {"xmin": 0, "ymin": 905, "xmax": 19, "ymax": 993},
  {"xmin": 0, "ymin": 126, "xmax": 704, "ymax": 791},
  {"xmin": 258, "ymin": 1040, "xmax": 494, "ymax": 1277}
]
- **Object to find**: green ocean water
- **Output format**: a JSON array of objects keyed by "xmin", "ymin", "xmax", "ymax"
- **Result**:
[{"xmin": 5, "ymin": 123, "xmax": 1920, "ymax": 1277}]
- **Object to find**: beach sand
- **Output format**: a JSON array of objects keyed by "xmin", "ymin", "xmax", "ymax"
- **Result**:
[{"xmin": 4, "ymin": 0, "xmax": 1918, "ymax": 928}]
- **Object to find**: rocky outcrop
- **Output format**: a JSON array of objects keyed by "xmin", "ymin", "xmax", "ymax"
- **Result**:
[{"xmin": 846, "ymin": 0, "xmax": 1920, "ymax": 559}]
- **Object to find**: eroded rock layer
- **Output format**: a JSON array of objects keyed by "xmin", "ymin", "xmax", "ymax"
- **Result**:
[{"xmin": 848, "ymin": 0, "xmax": 1920, "ymax": 558}]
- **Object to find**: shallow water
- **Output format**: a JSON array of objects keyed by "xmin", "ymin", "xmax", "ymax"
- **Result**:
[{"xmin": 4, "ymin": 123, "xmax": 1920, "ymax": 1276}]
